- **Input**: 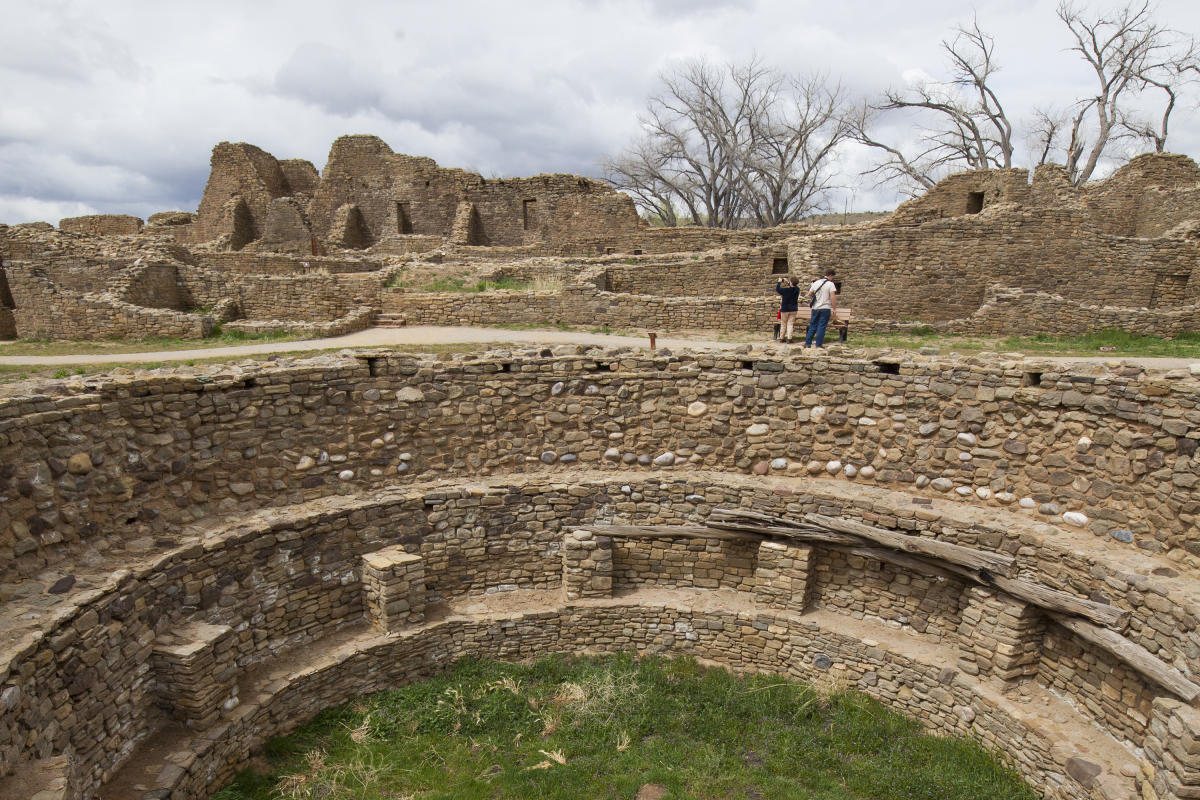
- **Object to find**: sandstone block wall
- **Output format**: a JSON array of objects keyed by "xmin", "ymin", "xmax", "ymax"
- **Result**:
[
  {"xmin": 362, "ymin": 547, "xmax": 426, "ymax": 631},
  {"xmin": 5, "ymin": 263, "xmax": 212, "ymax": 340},
  {"xmin": 58, "ymin": 215, "xmax": 143, "ymax": 237},
  {"xmin": 4, "ymin": 349, "xmax": 1200, "ymax": 582},
  {"xmin": 0, "ymin": 468, "xmax": 1192, "ymax": 799}
]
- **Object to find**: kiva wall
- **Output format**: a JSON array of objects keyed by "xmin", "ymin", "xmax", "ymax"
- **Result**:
[{"xmin": 3, "ymin": 349, "xmax": 1198, "ymax": 584}]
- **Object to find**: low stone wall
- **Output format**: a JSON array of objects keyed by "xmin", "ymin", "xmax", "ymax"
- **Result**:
[
  {"xmin": 385, "ymin": 281, "xmax": 1200, "ymax": 338},
  {"xmin": 5, "ymin": 263, "xmax": 213, "ymax": 340},
  {"xmin": 58, "ymin": 215, "xmax": 143, "ymax": 237},
  {"xmin": 194, "ymin": 252, "xmax": 385, "ymax": 275},
  {"xmin": 947, "ymin": 285, "xmax": 1200, "ymax": 337},
  {"xmin": 383, "ymin": 285, "xmax": 777, "ymax": 330},
  {"xmin": 3, "ymin": 348, "xmax": 1200, "ymax": 579},
  {"xmin": 179, "ymin": 265, "xmax": 381, "ymax": 322},
  {"xmin": 0, "ymin": 471, "xmax": 1193, "ymax": 799},
  {"xmin": 222, "ymin": 305, "xmax": 376, "ymax": 338}
]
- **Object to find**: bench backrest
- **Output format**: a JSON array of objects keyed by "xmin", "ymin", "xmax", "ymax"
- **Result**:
[{"xmin": 794, "ymin": 307, "xmax": 852, "ymax": 322}]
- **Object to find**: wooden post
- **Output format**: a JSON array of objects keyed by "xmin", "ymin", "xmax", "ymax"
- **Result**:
[{"xmin": 648, "ymin": 332, "xmax": 657, "ymax": 349}]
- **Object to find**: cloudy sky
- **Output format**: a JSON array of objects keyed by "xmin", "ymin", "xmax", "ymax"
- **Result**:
[{"xmin": 2, "ymin": 0, "xmax": 1199, "ymax": 224}]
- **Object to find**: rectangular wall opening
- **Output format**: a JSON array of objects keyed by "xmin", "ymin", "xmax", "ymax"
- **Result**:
[
  {"xmin": 396, "ymin": 202, "xmax": 413, "ymax": 234},
  {"xmin": 966, "ymin": 192, "xmax": 985, "ymax": 214},
  {"xmin": 771, "ymin": 257, "xmax": 789, "ymax": 274},
  {"xmin": 522, "ymin": 199, "xmax": 537, "ymax": 230},
  {"xmin": 0, "ymin": 266, "xmax": 14, "ymax": 309}
]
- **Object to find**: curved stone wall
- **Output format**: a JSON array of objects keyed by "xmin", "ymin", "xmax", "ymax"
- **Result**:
[
  {"xmin": 3, "ymin": 348, "xmax": 1199, "ymax": 581},
  {"xmin": 1, "ymin": 349, "xmax": 1198, "ymax": 800}
]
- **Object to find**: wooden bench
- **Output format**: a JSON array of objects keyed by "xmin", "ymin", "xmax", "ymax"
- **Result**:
[{"xmin": 775, "ymin": 308, "xmax": 852, "ymax": 342}]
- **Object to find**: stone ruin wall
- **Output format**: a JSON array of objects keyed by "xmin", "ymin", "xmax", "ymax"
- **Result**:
[
  {"xmin": 178, "ymin": 135, "xmax": 643, "ymax": 254},
  {"xmin": 57, "ymin": 215, "xmax": 144, "ymax": 237},
  {"xmin": 0, "ymin": 350, "xmax": 1199, "ymax": 799},
  {"xmin": 3, "ymin": 148, "xmax": 1200, "ymax": 341},
  {"xmin": 5, "ymin": 350, "xmax": 1198, "ymax": 579}
]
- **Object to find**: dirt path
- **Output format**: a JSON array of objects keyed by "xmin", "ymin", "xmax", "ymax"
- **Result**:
[{"xmin": 1, "ymin": 325, "xmax": 1197, "ymax": 370}]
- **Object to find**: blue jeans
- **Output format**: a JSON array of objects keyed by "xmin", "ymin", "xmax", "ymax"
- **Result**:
[{"xmin": 805, "ymin": 308, "xmax": 832, "ymax": 347}]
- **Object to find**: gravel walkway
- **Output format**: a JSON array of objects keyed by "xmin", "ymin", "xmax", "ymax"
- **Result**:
[{"xmin": 0, "ymin": 325, "xmax": 1197, "ymax": 371}]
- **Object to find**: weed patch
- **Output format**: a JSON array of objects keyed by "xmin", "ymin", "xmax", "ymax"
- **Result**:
[{"xmin": 212, "ymin": 654, "xmax": 1035, "ymax": 800}]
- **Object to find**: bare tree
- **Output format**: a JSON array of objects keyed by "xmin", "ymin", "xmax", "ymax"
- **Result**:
[
  {"xmin": 738, "ymin": 74, "xmax": 853, "ymax": 226},
  {"xmin": 604, "ymin": 59, "xmax": 850, "ymax": 228},
  {"xmin": 851, "ymin": 17, "xmax": 1016, "ymax": 194},
  {"xmin": 1055, "ymin": 1, "xmax": 1193, "ymax": 182},
  {"xmin": 1119, "ymin": 37, "xmax": 1200, "ymax": 152},
  {"xmin": 844, "ymin": 102, "xmax": 937, "ymax": 195}
]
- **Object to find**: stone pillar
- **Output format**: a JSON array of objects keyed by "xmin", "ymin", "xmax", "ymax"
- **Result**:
[
  {"xmin": 1147, "ymin": 697, "xmax": 1200, "ymax": 800},
  {"xmin": 562, "ymin": 530, "xmax": 613, "ymax": 601},
  {"xmin": 362, "ymin": 547, "xmax": 426, "ymax": 632},
  {"xmin": 956, "ymin": 587, "xmax": 1044, "ymax": 682},
  {"xmin": 753, "ymin": 540, "xmax": 813, "ymax": 614},
  {"xmin": 150, "ymin": 621, "xmax": 238, "ymax": 730}
]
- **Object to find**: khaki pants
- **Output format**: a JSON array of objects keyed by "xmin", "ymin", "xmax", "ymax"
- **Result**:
[{"xmin": 779, "ymin": 311, "xmax": 797, "ymax": 340}]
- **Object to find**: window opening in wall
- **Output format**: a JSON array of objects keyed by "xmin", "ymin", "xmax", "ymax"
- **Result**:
[
  {"xmin": 363, "ymin": 356, "xmax": 381, "ymax": 377},
  {"xmin": 771, "ymin": 257, "xmax": 789, "ymax": 274},
  {"xmin": 396, "ymin": 202, "xmax": 412, "ymax": 234},
  {"xmin": 966, "ymin": 191, "xmax": 985, "ymax": 214},
  {"xmin": 741, "ymin": 360, "xmax": 755, "ymax": 370},
  {"xmin": 522, "ymin": 199, "xmax": 537, "ymax": 230},
  {"xmin": 0, "ymin": 267, "xmax": 14, "ymax": 309},
  {"xmin": 499, "ymin": 362, "xmax": 512, "ymax": 373},
  {"xmin": 605, "ymin": 247, "xmax": 615, "ymax": 255},
  {"xmin": 873, "ymin": 361, "xmax": 900, "ymax": 375},
  {"xmin": 633, "ymin": 249, "xmax": 643, "ymax": 255},
  {"xmin": 1023, "ymin": 371, "xmax": 1043, "ymax": 387}
]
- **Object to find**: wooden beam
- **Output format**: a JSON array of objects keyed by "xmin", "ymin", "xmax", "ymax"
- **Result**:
[
  {"xmin": 1050, "ymin": 613, "xmax": 1200, "ymax": 702},
  {"xmin": 839, "ymin": 546, "xmax": 964, "ymax": 583},
  {"xmin": 706, "ymin": 520, "xmax": 861, "ymax": 546},
  {"xmin": 991, "ymin": 575, "xmax": 1129, "ymax": 630},
  {"xmin": 804, "ymin": 513, "xmax": 1019, "ymax": 578},
  {"xmin": 585, "ymin": 525, "xmax": 765, "ymax": 543}
]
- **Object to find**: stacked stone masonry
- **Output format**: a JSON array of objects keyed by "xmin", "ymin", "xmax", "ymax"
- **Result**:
[
  {"xmin": 0, "ymin": 348, "xmax": 1198, "ymax": 800},
  {"xmin": 3, "ymin": 143, "xmax": 1200, "ymax": 340}
]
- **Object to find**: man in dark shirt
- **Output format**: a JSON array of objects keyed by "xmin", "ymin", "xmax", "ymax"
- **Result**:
[{"xmin": 775, "ymin": 277, "xmax": 801, "ymax": 343}]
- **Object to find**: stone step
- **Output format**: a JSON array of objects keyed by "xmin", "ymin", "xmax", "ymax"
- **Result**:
[{"xmin": 375, "ymin": 314, "xmax": 406, "ymax": 328}]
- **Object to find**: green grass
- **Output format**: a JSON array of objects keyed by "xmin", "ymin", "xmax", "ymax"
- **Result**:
[
  {"xmin": 0, "ymin": 343, "xmax": 497, "ymax": 384},
  {"xmin": 998, "ymin": 329, "xmax": 1200, "ymax": 357},
  {"xmin": 420, "ymin": 276, "xmax": 533, "ymax": 293},
  {"xmin": 212, "ymin": 654, "xmax": 1035, "ymax": 800},
  {"xmin": 489, "ymin": 321, "xmax": 578, "ymax": 331},
  {"xmin": 0, "ymin": 328, "xmax": 298, "ymax": 357}
]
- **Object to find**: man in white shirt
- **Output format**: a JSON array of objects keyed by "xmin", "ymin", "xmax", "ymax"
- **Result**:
[{"xmin": 803, "ymin": 268, "xmax": 838, "ymax": 348}]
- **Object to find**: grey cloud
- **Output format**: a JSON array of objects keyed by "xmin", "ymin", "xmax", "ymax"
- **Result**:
[{"xmin": 273, "ymin": 44, "xmax": 383, "ymax": 116}]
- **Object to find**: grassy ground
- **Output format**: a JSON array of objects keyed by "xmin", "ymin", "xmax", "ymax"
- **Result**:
[
  {"xmin": 212, "ymin": 654, "xmax": 1035, "ymax": 800},
  {"xmin": 0, "ymin": 327, "xmax": 299, "ymax": 357},
  {"xmin": 0, "ymin": 343, "xmax": 487, "ymax": 385}
]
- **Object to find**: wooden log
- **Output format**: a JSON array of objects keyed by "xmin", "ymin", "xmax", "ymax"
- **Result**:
[
  {"xmin": 586, "ymin": 525, "xmax": 765, "ymax": 543},
  {"xmin": 838, "ymin": 546, "xmax": 964, "ymax": 583},
  {"xmin": 1049, "ymin": 613, "xmax": 1200, "ymax": 702},
  {"xmin": 804, "ymin": 513, "xmax": 1018, "ymax": 578},
  {"xmin": 706, "ymin": 520, "xmax": 861, "ymax": 546},
  {"xmin": 922, "ymin": 559, "xmax": 1130, "ymax": 630},
  {"xmin": 990, "ymin": 575, "xmax": 1129, "ymax": 629},
  {"xmin": 712, "ymin": 508, "xmax": 809, "ymax": 529}
]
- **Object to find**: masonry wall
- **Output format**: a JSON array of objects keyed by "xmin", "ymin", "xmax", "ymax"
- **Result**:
[
  {"xmin": 809, "ymin": 548, "xmax": 967, "ymax": 642},
  {"xmin": 178, "ymin": 266, "xmax": 381, "ymax": 321},
  {"xmin": 4, "ymin": 263, "xmax": 212, "ymax": 340},
  {"xmin": 3, "ymin": 350, "xmax": 1200, "ymax": 601},
  {"xmin": 0, "ymin": 472, "xmax": 1193, "ymax": 799},
  {"xmin": 58, "ymin": 215, "xmax": 143, "ymax": 237}
]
